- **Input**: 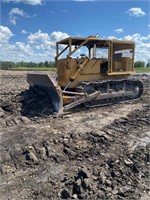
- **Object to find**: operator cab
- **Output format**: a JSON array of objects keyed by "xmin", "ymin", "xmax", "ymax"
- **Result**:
[
  {"xmin": 56, "ymin": 36, "xmax": 135, "ymax": 75},
  {"xmin": 55, "ymin": 36, "xmax": 135, "ymax": 88}
]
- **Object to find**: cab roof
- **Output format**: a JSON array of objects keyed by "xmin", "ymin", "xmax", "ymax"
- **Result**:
[{"xmin": 57, "ymin": 36, "xmax": 134, "ymax": 48}]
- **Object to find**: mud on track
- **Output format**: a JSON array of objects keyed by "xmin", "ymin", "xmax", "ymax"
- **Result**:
[{"xmin": 0, "ymin": 70, "xmax": 150, "ymax": 200}]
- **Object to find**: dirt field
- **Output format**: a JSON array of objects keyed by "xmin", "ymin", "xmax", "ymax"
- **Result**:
[{"xmin": 0, "ymin": 70, "xmax": 150, "ymax": 200}]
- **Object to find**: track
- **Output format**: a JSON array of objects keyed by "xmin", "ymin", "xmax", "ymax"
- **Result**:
[{"xmin": 75, "ymin": 79, "xmax": 144, "ymax": 108}]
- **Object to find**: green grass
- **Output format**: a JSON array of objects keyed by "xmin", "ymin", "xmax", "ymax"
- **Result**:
[
  {"xmin": 9, "ymin": 66, "xmax": 150, "ymax": 73},
  {"xmin": 12, "ymin": 67, "xmax": 56, "ymax": 71},
  {"xmin": 135, "ymin": 67, "xmax": 150, "ymax": 73}
]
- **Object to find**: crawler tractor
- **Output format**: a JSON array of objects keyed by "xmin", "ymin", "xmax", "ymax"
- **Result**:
[{"xmin": 27, "ymin": 35, "xmax": 144, "ymax": 113}]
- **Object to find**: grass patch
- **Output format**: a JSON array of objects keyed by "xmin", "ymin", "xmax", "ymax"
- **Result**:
[
  {"xmin": 7, "ymin": 66, "xmax": 150, "ymax": 73},
  {"xmin": 12, "ymin": 67, "xmax": 56, "ymax": 71},
  {"xmin": 135, "ymin": 67, "xmax": 150, "ymax": 73}
]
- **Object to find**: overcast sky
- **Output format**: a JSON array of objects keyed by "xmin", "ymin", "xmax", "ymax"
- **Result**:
[{"xmin": 1, "ymin": 0, "xmax": 150, "ymax": 63}]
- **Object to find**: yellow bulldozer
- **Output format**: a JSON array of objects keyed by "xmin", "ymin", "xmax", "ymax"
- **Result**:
[{"xmin": 27, "ymin": 35, "xmax": 144, "ymax": 114}]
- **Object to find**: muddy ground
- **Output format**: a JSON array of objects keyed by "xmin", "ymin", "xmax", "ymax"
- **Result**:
[{"xmin": 0, "ymin": 70, "xmax": 150, "ymax": 200}]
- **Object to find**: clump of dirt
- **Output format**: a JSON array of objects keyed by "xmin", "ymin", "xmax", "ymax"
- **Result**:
[{"xmin": 19, "ymin": 86, "xmax": 54, "ymax": 117}]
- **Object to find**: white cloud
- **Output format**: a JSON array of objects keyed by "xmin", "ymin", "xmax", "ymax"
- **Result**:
[
  {"xmin": 127, "ymin": 7, "xmax": 146, "ymax": 17},
  {"xmin": 50, "ymin": 31, "xmax": 69, "ymax": 42},
  {"xmin": 9, "ymin": 8, "xmax": 36, "ymax": 25},
  {"xmin": 9, "ymin": 8, "xmax": 27, "ymax": 25},
  {"xmin": 148, "ymin": 25, "xmax": 150, "ymax": 28},
  {"xmin": 21, "ymin": 29, "xmax": 28, "ymax": 34},
  {"xmin": 28, "ymin": 30, "xmax": 51, "ymax": 48},
  {"xmin": 28, "ymin": 30, "xmax": 69, "ymax": 52},
  {"xmin": 3, "ymin": 0, "xmax": 43, "ymax": 5},
  {"xmin": 124, "ymin": 33, "xmax": 141, "ymax": 41},
  {"xmin": 16, "ymin": 42, "xmax": 33, "ymax": 54},
  {"xmin": 0, "ymin": 27, "xmax": 69, "ymax": 62},
  {"xmin": 107, "ymin": 36, "xmax": 117, "ymax": 40},
  {"xmin": 28, "ymin": 30, "xmax": 49, "ymax": 42},
  {"xmin": 114, "ymin": 28, "xmax": 124, "ymax": 33},
  {"xmin": 121, "ymin": 34, "xmax": 150, "ymax": 62},
  {"xmin": 0, "ymin": 26, "xmax": 14, "ymax": 43}
]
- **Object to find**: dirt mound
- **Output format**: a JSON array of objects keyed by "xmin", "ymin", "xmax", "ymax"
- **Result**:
[
  {"xmin": 19, "ymin": 86, "xmax": 54, "ymax": 117},
  {"xmin": 1, "ymin": 72, "xmax": 54, "ymax": 127}
]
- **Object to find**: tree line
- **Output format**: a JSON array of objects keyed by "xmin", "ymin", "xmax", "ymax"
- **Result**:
[
  {"xmin": 0, "ymin": 60, "xmax": 149, "ymax": 70},
  {"xmin": 134, "ymin": 60, "xmax": 150, "ymax": 68},
  {"xmin": 0, "ymin": 61, "xmax": 56, "ymax": 70}
]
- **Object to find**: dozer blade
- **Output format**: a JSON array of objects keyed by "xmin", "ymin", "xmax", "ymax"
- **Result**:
[{"xmin": 27, "ymin": 73, "xmax": 63, "ymax": 114}]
